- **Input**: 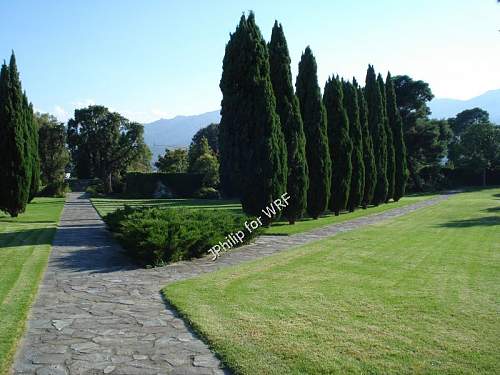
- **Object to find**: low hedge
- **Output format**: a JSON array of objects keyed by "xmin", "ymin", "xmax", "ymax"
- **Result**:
[
  {"xmin": 104, "ymin": 206, "xmax": 261, "ymax": 266},
  {"xmin": 124, "ymin": 172, "xmax": 203, "ymax": 198}
]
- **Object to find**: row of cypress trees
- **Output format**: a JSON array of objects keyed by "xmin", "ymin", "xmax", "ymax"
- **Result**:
[
  {"xmin": 0, "ymin": 52, "xmax": 39, "ymax": 217},
  {"xmin": 220, "ymin": 13, "xmax": 408, "ymax": 223}
]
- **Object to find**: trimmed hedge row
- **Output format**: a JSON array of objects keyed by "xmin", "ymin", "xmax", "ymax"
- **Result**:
[
  {"xmin": 124, "ymin": 172, "xmax": 204, "ymax": 198},
  {"xmin": 104, "ymin": 206, "xmax": 261, "ymax": 266}
]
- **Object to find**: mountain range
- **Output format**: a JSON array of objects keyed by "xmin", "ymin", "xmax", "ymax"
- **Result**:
[
  {"xmin": 143, "ymin": 110, "xmax": 221, "ymax": 163},
  {"xmin": 429, "ymin": 89, "xmax": 499, "ymax": 123},
  {"xmin": 143, "ymin": 89, "xmax": 499, "ymax": 163}
]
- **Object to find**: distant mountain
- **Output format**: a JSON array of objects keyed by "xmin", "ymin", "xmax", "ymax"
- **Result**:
[
  {"xmin": 143, "ymin": 110, "xmax": 220, "ymax": 163},
  {"xmin": 429, "ymin": 89, "xmax": 500, "ymax": 123}
]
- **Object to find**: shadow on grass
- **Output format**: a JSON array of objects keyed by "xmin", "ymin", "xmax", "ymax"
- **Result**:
[
  {"xmin": 0, "ymin": 227, "xmax": 56, "ymax": 247},
  {"xmin": 438, "ymin": 216, "xmax": 500, "ymax": 228}
]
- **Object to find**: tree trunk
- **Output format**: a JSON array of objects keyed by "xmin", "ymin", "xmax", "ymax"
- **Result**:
[
  {"xmin": 105, "ymin": 172, "xmax": 113, "ymax": 194},
  {"xmin": 482, "ymin": 168, "xmax": 487, "ymax": 187}
]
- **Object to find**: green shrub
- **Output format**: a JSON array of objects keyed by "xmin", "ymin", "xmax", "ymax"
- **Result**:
[
  {"xmin": 38, "ymin": 181, "xmax": 69, "ymax": 197},
  {"xmin": 104, "ymin": 206, "xmax": 261, "ymax": 266},
  {"xmin": 85, "ymin": 181, "xmax": 106, "ymax": 197},
  {"xmin": 194, "ymin": 187, "xmax": 221, "ymax": 199}
]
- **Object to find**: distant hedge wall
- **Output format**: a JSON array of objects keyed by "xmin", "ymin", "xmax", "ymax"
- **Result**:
[{"xmin": 125, "ymin": 172, "xmax": 203, "ymax": 198}]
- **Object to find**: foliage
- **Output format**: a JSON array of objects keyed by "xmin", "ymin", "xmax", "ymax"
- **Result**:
[
  {"xmin": 36, "ymin": 113, "xmax": 70, "ymax": 195},
  {"xmin": 296, "ymin": 47, "xmax": 331, "ymax": 219},
  {"xmin": 219, "ymin": 13, "xmax": 287, "ymax": 217},
  {"xmin": 343, "ymin": 79, "xmax": 365, "ymax": 212},
  {"xmin": 385, "ymin": 73, "xmax": 408, "ymax": 201},
  {"xmin": 188, "ymin": 123, "xmax": 219, "ymax": 166},
  {"xmin": 67, "ymin": 105, "xmax": 150, "ymax": 193},
  {"xmin": 324, "ymin": 77, "xmax": 352, "ymax": 215},
  {"xmin": 124, "ymin": 172, "xmax": 203, "ymax": 198},
  {"xmin": 268, "ymin": 21, "xmax": 308, "ymax": 224},
  {"xmin": 365, "ymin": 65, "xmax": 387, "ymax": 205},
  {"xmin": 0, "ymin": 52, "xmax": 39, "ymax": 217},
  {"xmin": 448, "ymin": 123, "xmax": 500, "ymax": 185},
  {"xmin": 126, "ymin": 142, "xmax": 152, "ymax": 173},
  {"xmin": 378, "ymin": 73, "xmax": 395, "ymax": 202},
  {"xmin": 357, "ymin": 83, "xmax": 377, "ymax": 208},
  {"xmin": 104, "ymin": 206, "xmax": 261, "ymax": 266},
  {"xmin": 155, "ymin": 148, "xmax": 188, "ymax": 173},
  {"xmin": 448, "ymin": 107, "xmax": 489, "ymax": 137},
  {"xmin": 190, "ymin": 138, "xmax": 220, "ymax": 188}
]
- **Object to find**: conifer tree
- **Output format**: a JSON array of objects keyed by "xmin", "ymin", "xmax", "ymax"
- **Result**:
[
  {"xmin": 0, "ymin": 53, "xmax": 33, "ymax": 216},
  {"xmin": 365, "ymin": 65, "xmax": 387, "ymax": 206},
  {"xmin": 324, "ymin": 76, "xmax": 352, "ymax": 215},
  {"xmin": 296, "ymin": 47, "xmax": 331, "ymax": 219},
  {"xmin": 357, "ymin": 83, "xmax": 376, "ymax": 208},
  {"xmin": 378, "ymin": 73, "xmax": 395, "ymax": 202},
  {"xmin": 386, "ymin": 72, "xmax": 408, "ymax": 201},
  {"xmin": 220, "ymin": 13, "xmax": 287, "ymax": 217},
  {"xmin": 268, "ymin": 21, "xmax": 308, "ymax": 224},
  {"xmin": 24, "ymin": 94, "xmax": 40, "ymax": 201},
  {"xmin": 343, "ymin": 79, "xmax": 364, "ymax": 212}
]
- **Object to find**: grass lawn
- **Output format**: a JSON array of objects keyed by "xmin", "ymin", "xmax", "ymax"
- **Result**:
[
  {"xmin": 163, "ymin": 188, "xmax": 500, "ymax": 374},
  {"xmin": 0, "ymin": 197, "xmax": 65, "ymax": 374},
  {"xmin": 92, "ymin": 193, "xmax": 435, "ymax": 236}
]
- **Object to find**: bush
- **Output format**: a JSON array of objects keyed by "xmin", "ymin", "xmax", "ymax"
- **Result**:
[
  {"xmin": 38, "ymin": 181, "xmax": 69, "ymax": 197},
  {"xmin": 85, "ymin": 181, "xmax": 106, "ymax": 197},
  {"xmin": 194, "ymin": 187, "xmax": 221, "ymax": 199},
  {"xmin": 104, "ymin": 206, "xmax": 261, "ymax": 266}
]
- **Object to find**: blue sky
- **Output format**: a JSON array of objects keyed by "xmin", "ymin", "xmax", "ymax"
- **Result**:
[{"xmin": 1, "ymin": 0, "xmax": 498, "ymax": 123}]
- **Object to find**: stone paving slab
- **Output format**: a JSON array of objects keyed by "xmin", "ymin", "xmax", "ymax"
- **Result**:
[{"xmin": 12, "ymin": 192, "xmax": 453, "ymax": 375}]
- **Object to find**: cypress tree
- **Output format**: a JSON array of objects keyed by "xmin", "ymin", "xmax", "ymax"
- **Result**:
[
  {"xmin": 268, "ymin": 21, "xmax": 308, "ymax": 224},
  {"xmin": 323, "ymin": 76, "xmax": 352, "ymax": 215},
  {"xmin": 386, "ymin": 72, "xmax": 408, "ymax": 201},
  {"xmin": 378, "ymin": 73, "xmax": 395, "ymax": 202},
  {"xmin": 0, "ymin": 62, "xmax": 11, "ymax": 211},
  {"xmin": 296, "ymin": 47, "xmax": 331, "ymax": 219},
  {"xmin": 357, "ymin": 83, "xmax": 376, "ymax": 208},
  {"xmin": 219, "ymin": 15, "xmax": 246, "ymax": 197},
  {"xmin": 343, "ymin": 79, "xmax": 364, "ymax": 212},
  {"xmin": 0, "ymin": 53, "xmax": 32, "ymax": 216},
  {"xmin": 24, "ymin": 94, "xmax": 40, "ymax": 201},
  {"xmin": 365, "ymin": 65, "xmax": 387, "ymax": 206},
  {"xmin": 220, "ymin": 13, "xmax": 287, "ymax": 217}
]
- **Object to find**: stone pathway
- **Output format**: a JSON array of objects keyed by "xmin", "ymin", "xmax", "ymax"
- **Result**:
[{"xmin": 12, "ymin": 192, "xmax": 453, "ymax": 375}]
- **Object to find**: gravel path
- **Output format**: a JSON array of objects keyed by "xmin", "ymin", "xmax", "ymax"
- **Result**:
[{"xmin": 12, "ymin": 192, "xmax": 453, "ymax": 375}]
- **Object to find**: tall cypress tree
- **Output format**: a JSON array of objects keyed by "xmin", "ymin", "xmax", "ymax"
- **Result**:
[
  {"xmin": 219, "ymin": 15, "xmax": 246, "ymax": 197},
  {"xmin": 365, "ymin": 65, "xmax": 387, "ymax": 206},
  {"xmin": 343, "ymin": 79, "xmax": 364, "ymax": 212},
  {"xmin": 324, "ymin": 76, "xmax": 352, "ymax": 215},
  {"xmin": 268, "ymin": 21, "xmax": 308, "ymax": 224},
  {"xmin": 296, "ymin": 47, "xmax": 331, "ymax": 219},
  {"xmin": 357, "ymin": 83, "xmax": 376, "ymax": 208},
  {"xmin": 386, "ymin": 72, "xmax": 408, "ymax": 201},
  {"xmin": 0, "ymin": 62, "xmax": 11, "ymax": 211},
  {"xmin": 24, "ymin": 94, "xmax": 40, "ymax": 201},
  {"xmin": 220, "ymin": 13, "xmax": 287, "ymax": 217},
  {"xmin": 0, "ymin": 53, "xmax": 32, "ymax": 216},
  {"xmin": 378, "ymin": 73, "xmax": 395, "ymax": 202}
]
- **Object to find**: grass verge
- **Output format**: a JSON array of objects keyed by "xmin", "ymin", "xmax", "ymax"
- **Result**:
[
  {"xmin": 0, "ymin": 197, "xmax": 65, "ymax": 374},
  {"xmin": 163, "ymin": 188, "xmax": 500, "ymax": 374}
]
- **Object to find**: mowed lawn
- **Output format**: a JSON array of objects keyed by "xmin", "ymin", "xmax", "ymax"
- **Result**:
[
  {"xmin": 0, "ymin": 198, "xmax": 65, "ymax": 374},
  {"xmin": 163, "ymin": 188, "xmax": 500, "ymax": 374},
  {"xmin": 92, "ymin": 193, "xmax": 435, "ymax": 236}
]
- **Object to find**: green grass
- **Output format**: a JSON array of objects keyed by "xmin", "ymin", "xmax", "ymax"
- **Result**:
[
  {"xmin": 163, "ymin": 188, "xmax": 500, "ymax": 374},
  {"xmin": 0, "ymin": 198, "xmax": 65, "ymax": 374},
  {"xmin": 92, "ymin": 193, "xmax": 435, "ymax": 236}
]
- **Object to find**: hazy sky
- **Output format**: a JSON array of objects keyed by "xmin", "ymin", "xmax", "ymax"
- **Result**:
[{"xmin": 1, "ymin": 0, "xmax": 498, "ymax": 123}]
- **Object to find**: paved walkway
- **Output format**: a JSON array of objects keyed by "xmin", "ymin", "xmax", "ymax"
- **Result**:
[{"xmin": 12, "ymin": 192, "xmax": 452, "ymax": 375}]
